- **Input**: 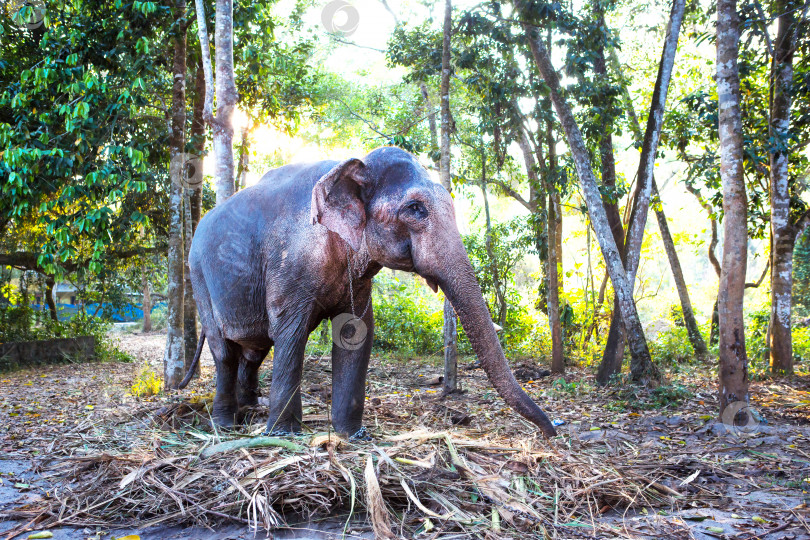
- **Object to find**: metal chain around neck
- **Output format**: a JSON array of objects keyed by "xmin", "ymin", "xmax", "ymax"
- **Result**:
[{"xmin": 347, "ymin": 247, "xmax": 372, "ymax": 319}]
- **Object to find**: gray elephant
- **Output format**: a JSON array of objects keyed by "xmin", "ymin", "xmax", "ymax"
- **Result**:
[{"xmin": 180, "ymin": 146, "xmax": 556, "ymax": 439}]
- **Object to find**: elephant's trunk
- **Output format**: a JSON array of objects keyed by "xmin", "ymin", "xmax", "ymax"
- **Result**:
[{"xmin": 437, "ymin": 257, "xmax": 557, "ymax": 438}]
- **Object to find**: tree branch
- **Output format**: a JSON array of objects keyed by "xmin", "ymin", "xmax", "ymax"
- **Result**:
[
  {"xmin": 488, "ymin": 178, "xmax": 532, "ymax": 211},
  {"xmin": 745, "ymin": 260, "xmax": 770, "ymax": 288}
]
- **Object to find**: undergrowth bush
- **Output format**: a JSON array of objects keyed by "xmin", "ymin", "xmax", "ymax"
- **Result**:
[
  {"xmin": 611, "ymin": 379, "xmax": 692, "ymax": 411},
  {"xmin": 0, "ymin": 288, "xmax": 132, "ymax": 364},
  {"xmin": 793, "ymin": 326, "xmax": 810, "ymax": 372},
  {"xmin": 649, "ymin": 325, "xmax": 695, "ymax": 365},
  {"xmin": 130, "ymin": 364, "xmax": 162, "ymax": 397},
  {"xmin": 372, "ymin": 272, "xmax": 443, "ymax": 357}
]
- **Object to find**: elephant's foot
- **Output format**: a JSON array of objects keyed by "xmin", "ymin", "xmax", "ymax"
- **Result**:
[
  {"xmin": 237, "ymin": 386, "xmax": 261, "ymax": 408},
  {"xmin": 212, "ymin": 401, "xmax": 239, "ymax": 428},
  {"xmin": 264, "ymin": 414, "xmax": 301, "ymax": 436}
]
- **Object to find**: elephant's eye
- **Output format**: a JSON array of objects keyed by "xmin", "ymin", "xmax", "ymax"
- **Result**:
[{"xmin": 402, "ymin": 200, "xmax": 427, "ymax": 219}]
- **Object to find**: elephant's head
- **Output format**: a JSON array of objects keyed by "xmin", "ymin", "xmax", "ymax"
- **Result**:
[{"xmin": 311, "ymin": 147, "xmax": 557, "ymax": 437}]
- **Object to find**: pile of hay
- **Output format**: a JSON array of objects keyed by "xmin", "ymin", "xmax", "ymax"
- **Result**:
[{"xmin": 4, "ymin": 400, "xmax": 702, "ymax": 538}]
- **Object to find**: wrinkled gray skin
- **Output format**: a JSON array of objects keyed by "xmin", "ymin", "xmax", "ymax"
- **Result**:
[{"xmin": 184, "ymin": 147, "xmax": 557, "ymax": 438}]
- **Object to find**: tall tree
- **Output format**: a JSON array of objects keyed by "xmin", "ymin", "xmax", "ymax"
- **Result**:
[
  {"xmin": 184, "ymin": 64, "xmax": 206, "ymax": 377},
  {"xmin": 716, "ymin": 0, "xmax": 750, "ymax": 415},
  {"xmin": 544, "ymin": 111, "xmax": 565, "ymax": 374},
  {"xmin": 440, "ymin": 0, "xmax": 459, "ymax": 395},
  {"xmin": 164, "ymin": 0, "xmax": 188, "ymax": 388},
  {"xmin": 591, "ymin": 4, "xmax": 629, "ymax": 382},
  {"xmin": 609, "ymin": 49, "xmax": 708, "ymax": 359},
  {"xmin": 142, "ymin": 263, "xmax": 152, "ymax": 333},
  {"xmin": 523, "ymin": 25, "xmax": 658, "ymax": 384},
  {"xmin": 596, "ymin": 0, "xmax": 686, "ymax": 382},
  {"xmin": 768, "ymin": 0, "xmax": 801, "ymax": 375},
  {"xmin": 194, "ymin": 0, "xmax": 237, "ymax": 204}
]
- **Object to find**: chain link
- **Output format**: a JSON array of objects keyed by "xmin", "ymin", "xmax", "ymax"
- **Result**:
[{"xmin": 347, "ymin": 248, "xmax": 372, "ymax": 319}]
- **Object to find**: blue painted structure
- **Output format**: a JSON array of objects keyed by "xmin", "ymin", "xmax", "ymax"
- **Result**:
[{"xmin": 30, "ymin": 301, "xmax": 166, "ymax": 322}]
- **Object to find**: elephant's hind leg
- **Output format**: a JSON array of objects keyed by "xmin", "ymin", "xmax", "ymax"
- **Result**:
[
  {"xmin": 237, "ymin": 348, "xmax": 269, "ymax": 407},
  {"xmin": 208, "ymin": 333, "xmax": 241, "ymax": 428}
]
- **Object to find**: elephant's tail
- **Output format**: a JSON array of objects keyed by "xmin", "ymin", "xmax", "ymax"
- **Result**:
[{"xmin": 177, "ymin": 330, "xmax": 206, "ymax": 390}]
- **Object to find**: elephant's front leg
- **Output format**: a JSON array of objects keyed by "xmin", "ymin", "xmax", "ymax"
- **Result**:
[
  {"xmin": 331, "ymin": 306, "xmax": 374, "ymax": 439},
  {"xmin": 265, "ymin": 322, "xmax": 309, "ymax": 434}
]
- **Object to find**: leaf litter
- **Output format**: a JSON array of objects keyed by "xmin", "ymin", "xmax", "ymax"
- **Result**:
[{"xmin": 0, "ymin": 332, "xmax": 808, "ymax": 539}]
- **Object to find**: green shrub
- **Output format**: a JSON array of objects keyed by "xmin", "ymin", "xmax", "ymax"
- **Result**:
[
  {"xmin": 0, "ymin": 288, "xmax": 132, "ymax": 364},
  {"xmin": 149, "ymin": 304, "xmax": 168, "ymax": 332},
  {"xmin": 649, "ymin": 325, "xmax": 695, "ymax": 365},
  {"xmin": 792, "ymin": 325, "xmax": 810, "ymax": 372},
  {"xmin": 372, "ymin": 273, "xmax": 443, "ymax": 356},
  {"xmin": 612, "ymin": 380, "xmax": 692, "ymax": 410}
]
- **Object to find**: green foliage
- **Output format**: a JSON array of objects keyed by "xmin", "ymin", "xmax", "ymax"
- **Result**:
[
  {"xmin": 746, "ymin": 306, "xmax": 771, "ymax": 374},
  {"xmin": 792, "ymin": 326, "xmax": 810, "ymax": 372},
  {"xmin": 386, "ymin": 23, "xmax": 442, "ymax": 83},
  {"xmin": 612, "ymin": 381, "xmax": 692, "ymax": 411},
  {"xmin": 551, "ymin": 377, "xmax": 592, "ymax": 397},
  {"xmin": 372, "ymin": 273, "xmax": 443, "ymax": 357},
  {"xmin": 649, "ymin": 325, "xmax": 695, "ymax": 365},
  {"xmin": 0, "ymin": 0, "xmax": 171, "ymax": 274},
  {"xmin": 793, "ymin": 228, "xmax": 810, "ymax": 319},
  {"xmin": 462, "ymin": 216, "xmax": 541, "ymax": 354},
  {"xmin": 0, "ymin": 281, "xmax": 131, "ymax": 363}
]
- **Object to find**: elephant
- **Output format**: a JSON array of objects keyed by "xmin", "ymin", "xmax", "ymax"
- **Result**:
[{"xmin": 179, "ymin": 146, "xmax": 557, "ymax": 439}]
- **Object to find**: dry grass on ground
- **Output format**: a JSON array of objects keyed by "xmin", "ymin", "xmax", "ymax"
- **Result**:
[{"xmin": 1, "ymin": 332, "xmax": 809, "ymax": 539}]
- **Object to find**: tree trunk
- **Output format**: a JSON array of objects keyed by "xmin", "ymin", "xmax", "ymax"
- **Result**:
[
  {"xmin": 524, "ymin": 25, "xmax": 658, "ymax": 384},
  {"xmin": 716, "ymin": 0, "xmax": 750, "ymax": 415},
  {"xmin": 142, "ymin": 266, "xmax": 152, "ymax": 333},
  {"xmin": 623, "ymin": 0, "xmax": 686, "ymax": 283},
  {"xmin": 618, "ymin": 0, "xmax": 686, "ymax": 381},
  {"xmin": 685, "ymin": 183, "xmax": 722, "ymax": 345},
  {"xmin": 190, "ymin": 61, "xmax": 205, "ymax": 229},
  {"xmin": 183, "ymin": 188, "xmax": 198, "ymax": 375},
  {"xmin": 440, "ymin": 0, "xmax": 458, "ymax": 395},
  {"xmin": 164, "ymin": 0, "xmax": 187, "ymax": 389},
  {"xmin": 516, "ymin": 130, "xmax": 549, "ymax": 313},
  {"xmin": 213, "ymin": 0, "xmax": 237, "ymax": 203},
  {"xmin": 480, "ymin": 154, "xmax": 506, "ymax": 329},
  {"xmin": 45, "ymin": 276, "xmax": 57, "ymax": 322},
  {"xmin": 593, "ymin": 32, "xmax": 627, "ymax": 383},
  {"xmin": 182, "ymin": 62, "xmax": 205, "ymax": 376},
  {"xmin": 768, "ymin": 0, "xmax": 798, "ymax": 375},
  {"xmin": 653, "ymin": 184, "xmax": 708, "ymax": 356},
  {"xmin": 193, "ymin": 0, "xmax": 236, "ymax": 204},
  {"xmin": 544, "ymin": 104, "xmax": 564, "ymax": 373},
  {"xmin": 420, "ymin": 82, "xmax": 439, "ymax": 156},
  {"xmin": 548, "ymin": 190, "xmax": 564, "ymax": 373},
  {"xmin": 236, "ymin": 124, "xmax": 250, "ymax": 191},
  {"xmin": 610, "ymin": 45, "xmax": 708, "ymax": 359}
]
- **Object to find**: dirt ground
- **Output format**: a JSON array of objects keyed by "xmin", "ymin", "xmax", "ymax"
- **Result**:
[{"xmin": 1, "ymin": 331, "xmax": 809, "ymax": 539}]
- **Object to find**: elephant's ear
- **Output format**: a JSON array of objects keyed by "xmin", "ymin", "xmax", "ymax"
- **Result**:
[{"xmin": 310, "ymin": 158, "xmax": 368, "ymax": 251}]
